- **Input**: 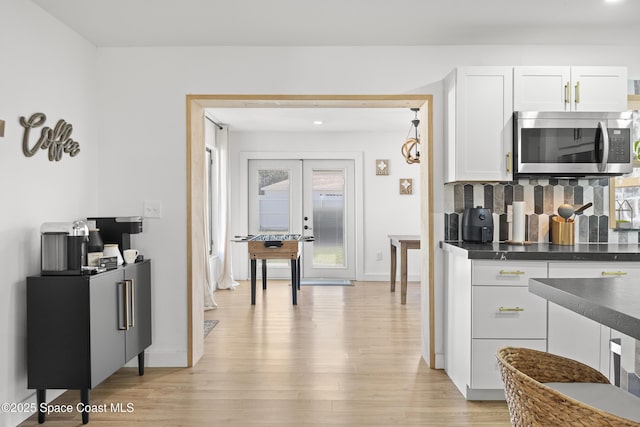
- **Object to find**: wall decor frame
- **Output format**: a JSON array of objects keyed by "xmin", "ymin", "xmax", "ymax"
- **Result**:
[
  {"xmin": 376, "ymin": 159, "xmax": 389, "ymax": 175},
  {"xmin": 400, "ymin": 178, "xmax": 413, "ymax": 195}
]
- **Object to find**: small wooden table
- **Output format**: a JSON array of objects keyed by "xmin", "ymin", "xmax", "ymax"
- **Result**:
[
  {"xmin": 389, "ymin": 235, "xmax": 420, "ymax": 304},
  {"xmin": 247, "ymin": 234, "xmax": 302, "ymax": 305}
]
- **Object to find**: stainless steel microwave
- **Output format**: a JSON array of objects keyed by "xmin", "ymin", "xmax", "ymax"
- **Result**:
[{"xmin": 514, "ymin": 111, "xmax": 634, "ymax": 177}]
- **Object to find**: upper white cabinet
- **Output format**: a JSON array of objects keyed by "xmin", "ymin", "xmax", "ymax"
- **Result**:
[
  {"xmin": 514, "ymin": 66, "xmax": 628, "ymax": 112},
  {"xmin": 444, "ymin": 67, "xmax": 513, "ymax": 182}
]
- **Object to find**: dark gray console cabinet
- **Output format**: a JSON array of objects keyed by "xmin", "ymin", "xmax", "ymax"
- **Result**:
[{"xmin": 27, "ymin": 260, "xmax": 151, "ymax": 424}]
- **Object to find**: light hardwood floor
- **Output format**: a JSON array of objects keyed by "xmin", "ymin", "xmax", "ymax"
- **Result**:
[{"xmin": 20, "ymin": 280, "xmax": 510, "ymax": 426}]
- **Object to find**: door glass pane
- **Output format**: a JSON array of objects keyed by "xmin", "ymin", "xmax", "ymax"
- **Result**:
[
  {"xmin": 312, "ymin": 169, "xmax": 345, "ymax": 267},
  {"xmin": 257, "ymin": 169, "xmax": 290, "ymax": 266}
]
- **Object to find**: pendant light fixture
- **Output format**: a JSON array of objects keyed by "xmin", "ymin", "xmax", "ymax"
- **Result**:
[{"xmin": 401, "ymin": 108, "xmax": 420, "ymax": 164}]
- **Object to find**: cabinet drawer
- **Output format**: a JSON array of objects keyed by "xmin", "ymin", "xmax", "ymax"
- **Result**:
[
  {"xmin": 472, "ymin": 286, "xmax": 546, "ymax": 339},
  {"xmin": 472, "ymin": 261, "xmax": 547, "ymax": 286},
  {"xmin": 549, "ymin": 262, "xmax": 640, "ymax": 279},
  {"xmin": 471, "ymin": 339, "xmax": 546, "ymax": 389}
]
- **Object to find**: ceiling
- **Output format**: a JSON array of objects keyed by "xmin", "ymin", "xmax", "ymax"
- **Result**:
[
  {"xmin": 32, "ymin": 0, "xmax": 640, "ymax": 47},
  {"xmin": 30, "ymin": 0, "xmax": 637, "ymax": 131}
]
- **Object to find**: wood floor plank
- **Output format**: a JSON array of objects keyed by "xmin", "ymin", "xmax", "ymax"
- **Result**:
[{"xmin": 19, "ymin": 281, "xmax": 510, "ymax": 426}]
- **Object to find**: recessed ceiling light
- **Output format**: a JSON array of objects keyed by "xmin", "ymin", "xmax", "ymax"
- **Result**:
[{"xmin": 313, "ymin": 121, "xmax": 324, "ymax": 125}]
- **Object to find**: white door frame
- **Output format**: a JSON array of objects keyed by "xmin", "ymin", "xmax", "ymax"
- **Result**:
[{"xmin": 237, "ymin": 151, "xmax": 364, "ymax": 282}]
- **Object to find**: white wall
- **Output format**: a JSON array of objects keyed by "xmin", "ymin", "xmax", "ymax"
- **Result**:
[
  {"xmin": 0, "ymin": 1, "xmax": 98, "ymax": 426},
  {"xmin": 227, "ymin": 130, "xmax": 422, "ymax": 281}
]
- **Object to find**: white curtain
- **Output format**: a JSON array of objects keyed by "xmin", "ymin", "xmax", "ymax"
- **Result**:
[
  {"xmin": 215, "ymin": 126, "xmax": 239, "ymax": 290},
  {"xmin": 203, "ymin": 120, "xmax": 217, "ymax": 310}
]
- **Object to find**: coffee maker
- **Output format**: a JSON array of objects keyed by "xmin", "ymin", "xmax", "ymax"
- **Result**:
[
  {"xmin": 41, "ymin": 220, "xmax": 89, "ymax": 275},
  {"xmin": 87, "ymin": 217, "xmax": 143, "ymax": 252}
]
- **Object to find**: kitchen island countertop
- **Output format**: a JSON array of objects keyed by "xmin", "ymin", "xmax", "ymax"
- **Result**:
[
  {"xmin": 441, "ymin": 241, "xmax": 640, "ymax": 261},
  {"xmin": 529, "ymin": 277, "xmax": 640, "ymax": 341}
]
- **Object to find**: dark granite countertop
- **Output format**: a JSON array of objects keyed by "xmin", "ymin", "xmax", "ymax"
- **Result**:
[
  {"xmin": 441, "ymin": 241, "xmax": 640, "ymax": 261},
  {"xmin": 529, "ymin": 277, "xmax": 640, "ymax": 340}
]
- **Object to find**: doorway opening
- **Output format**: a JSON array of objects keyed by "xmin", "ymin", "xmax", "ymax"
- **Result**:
[{"xmin": 186, "ymin": 95, "xmax": 434, "ymax": 368}]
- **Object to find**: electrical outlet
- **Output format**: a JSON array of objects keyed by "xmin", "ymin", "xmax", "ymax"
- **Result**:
[
  {"xmin": 376, "ymin": 251, "xmax": 383, "ymax": 261},
  {"xmin": 143, "ymin": 200, "xmax": 162, "ymax": 218}
]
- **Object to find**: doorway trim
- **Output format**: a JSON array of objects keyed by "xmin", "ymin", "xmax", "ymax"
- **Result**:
[{"xmin": 186, "ymin": 94, "xmax": 434, "ymax": 368}]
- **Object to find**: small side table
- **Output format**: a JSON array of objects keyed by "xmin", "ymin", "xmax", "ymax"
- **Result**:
[{"xmin": 388, "ymin": 235, "xmax": 420, "ymax": 304}]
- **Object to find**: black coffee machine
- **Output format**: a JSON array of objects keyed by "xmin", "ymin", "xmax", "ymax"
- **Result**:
[
  {"xmin": 462, "ymin": 207, "xmax": 494, "ymax": 243},
  {"xmin": 88, "ymin": 217, "xmax": 143, "ymax": 251}
]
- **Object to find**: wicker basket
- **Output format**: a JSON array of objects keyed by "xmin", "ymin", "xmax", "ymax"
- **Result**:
[{"xmin": 496, "ymin": 347, "xmax": 640, "ymax": 427}]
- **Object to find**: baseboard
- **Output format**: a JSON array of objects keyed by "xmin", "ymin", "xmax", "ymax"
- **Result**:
[
  {"xmin": 124, "ymin": 349, "xmax": 188, "ymax": 368},
  {"xmin": 358, "ymin": 273, "xmax": 421, "ymax": 282}
]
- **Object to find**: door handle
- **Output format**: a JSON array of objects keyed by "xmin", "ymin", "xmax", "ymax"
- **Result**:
[
  {"xmin": 597, "ymin": 121, "xmax": 609, "ymax": 172},
  {"xmin": 117, "ymin": 281, "xmax": 127, "ymax": 331},
  {"xmin": 123, "ymin": 281, "xmax": 130, "ymax": 331},
  {"xmin": 128, "ymin": 279, "xmax": 135, "ymax": 328},
  {"xmin": 564, "ymin": 83, "xmax": 570, "ymax": 109},
  {"xmin": 574, "ymin": 81, "xmax": 580, "ymax": 107}
]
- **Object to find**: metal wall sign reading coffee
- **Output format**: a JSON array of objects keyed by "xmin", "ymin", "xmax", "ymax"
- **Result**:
[{"xmin": 20, "ymin": 112, "xmax": 80, "ymax": 162}]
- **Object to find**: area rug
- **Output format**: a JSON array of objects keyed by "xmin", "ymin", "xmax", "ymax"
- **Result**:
[
  {"xmin": 300, "ymin": 279, "xmax": 353, "ymax": 286},
  {"xmin": 204, "ymin": 320, "xmax": 219, "ymax": 338}
]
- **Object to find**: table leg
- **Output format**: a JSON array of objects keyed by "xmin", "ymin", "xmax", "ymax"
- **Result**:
[
  {"xmin": 250, "ymin": 259, "xmax": 257, "ymax": 305},
  {"xmin": 138, "ymin": 351, "xmax": 145, "ymax": 376},
  {"xmin": 390, "ymin": 241, "xmax": 397, "ymax": 292},
  {"xmin": 297, "ymin": 256, "xmax": 301, "ymax": 290},
  {"xmin": 80, "ymin": 389, "xmax": 89, "ymax": 424},
  {"xmin": 262, "ymin": 259, "xmax": 267, "ymax": 290},
  {"xmin": 291, "ymin": 259, "xmax": 297, "ymax": 305},
  {"xmin": 401, "ymin": 243, "xmax": 408, "ymax": 305},
  {"xmin": 37, "ymin": 389, "xmax": 46, "ymax": 423}
]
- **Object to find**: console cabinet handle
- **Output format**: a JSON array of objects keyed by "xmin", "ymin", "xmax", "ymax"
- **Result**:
[
  {"xmin": 118, "ymin": 281, "xmax": 128, "ymax": 331},
  {"xmin": 128, "ymin": 279, "xmax": 135, "ymax": 328}
]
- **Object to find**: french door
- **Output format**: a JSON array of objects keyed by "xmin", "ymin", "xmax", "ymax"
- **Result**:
[{"xmin": 248, "ymin": 159, "xmax": 356, "ymax": 279}]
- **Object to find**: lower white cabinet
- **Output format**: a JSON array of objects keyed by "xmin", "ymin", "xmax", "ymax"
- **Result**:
[
  {"xmin": 444, "ymin": 256, "xmax": 547, "ymax": 400},
  {"xmin": 445, "ymin": 253, "xmax": 640, "ymax": 400},
  {"xmin": 472, "ymin": 339, "xmax": 547, "ymax": 389},
  {"xmin": 472, "ymin": 286, "xmax": 547, "ymax": 339}
]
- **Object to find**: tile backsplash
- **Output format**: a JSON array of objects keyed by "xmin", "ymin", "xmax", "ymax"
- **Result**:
[{"xmin": 444, "ymin": 178, "xmax": 639, "ymax": 244}]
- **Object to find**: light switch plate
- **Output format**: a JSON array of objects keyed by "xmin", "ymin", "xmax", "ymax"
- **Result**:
[{"xmin": 143, "ymin": 200, "xmax": 162, "ymax": 218}]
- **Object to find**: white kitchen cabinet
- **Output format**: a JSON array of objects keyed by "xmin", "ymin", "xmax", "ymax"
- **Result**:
[
  {"xmin": 444, "ymin": 67, "xmax": 513, "ymax": 182},
  {"xmin": 514, "ymin": 66, "xmax": 627, "ymax": 112},
  {"xmin": 444, "ymin": 255, "xmax": 547, "ymax": 399},
  {"xmin": 547, "ymin": 261, "xmax": 640, "ymax": 380}
]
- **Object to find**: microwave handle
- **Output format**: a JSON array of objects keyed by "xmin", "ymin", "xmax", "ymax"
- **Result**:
[{"xmin": 598, "ymin": 121, "xmax": 609, "ymax": 172}]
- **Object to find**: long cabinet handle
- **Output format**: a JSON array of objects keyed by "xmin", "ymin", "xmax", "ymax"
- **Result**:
[
  {"xmin": 601, "ymin": 271, "xmax": 627, "ymax": 276},
  {"xmin": 123, "ymin": 281, "xmax": 130, "ymax": 331},
  {"xmin": 128, "ymin": 279, "xmax": 135, "ymax": 328},
  {"xmin": 564, "ymin": 83, "xmax": 570, "ymax": 108},
  {"xmin": 118, "ymin": 281, "xmax": 127, "ymax": 330},
  {"xmin": 506, "ymin": 152, "xmax": 512, "ymax": 174},
  {"xmin": 575, "ymin": 81, "xmax": 580, "ymax": 106},
  {"xmin": 499, "ymin": 270, "xmax": 525, "ymax": 276},
  {"xmin": 498, "ymin": 306, "xmax": 525, "ymax": 312}
]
